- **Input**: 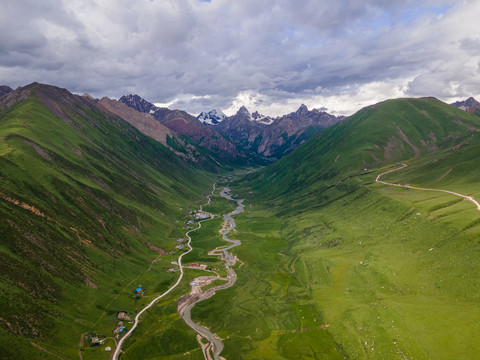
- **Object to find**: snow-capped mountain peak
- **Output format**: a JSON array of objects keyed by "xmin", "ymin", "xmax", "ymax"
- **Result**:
[{"xmin": 197, "ymin": 109, "xmax": 227, "ymax": 125}]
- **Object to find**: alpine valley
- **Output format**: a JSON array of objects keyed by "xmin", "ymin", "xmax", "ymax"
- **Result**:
[{"xmin": 2, "ymin": 82, "xmax": 480, "ymax": 360}]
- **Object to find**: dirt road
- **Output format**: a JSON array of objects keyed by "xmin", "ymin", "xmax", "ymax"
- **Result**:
[
  {"xmin": 375, "ymin": 164, "xmax": 480, "ymax": 211},
  {"xmin": 112, "ymin": 184, "xmax": 216, "ymax": 360}
]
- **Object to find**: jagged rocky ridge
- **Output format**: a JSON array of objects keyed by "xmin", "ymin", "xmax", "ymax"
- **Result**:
[{"xmin": 215, "ymin": 104, "xmax": 343, "ymax": 160}]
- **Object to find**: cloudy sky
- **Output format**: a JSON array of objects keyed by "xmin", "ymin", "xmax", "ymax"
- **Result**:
[{"xmin": 1, "ymin": 0, "xmax": 480, "ymax": 116}]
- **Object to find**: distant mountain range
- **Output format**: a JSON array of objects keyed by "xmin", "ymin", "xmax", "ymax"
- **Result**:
[
  {"xmin": 213, "ymin": 104, "xmax": 343, "ymax": 160},
  {"xmin": 2, "ymin": 85, "xmax": 478, "ymax": 164},
  {"xmin": 120, "ymin": 94, "xmax": 343, "ymax": 162}
]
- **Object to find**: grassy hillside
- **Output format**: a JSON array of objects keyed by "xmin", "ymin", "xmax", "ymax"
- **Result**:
[
  {"xmin": 180, "ymin": 98, "xmax": 480, "ymax": 359},
  {"xmin": 0, "ymin": 83, "xmax": 215, "ymax": 358},
  {"xmin": 249, "ymin": 97, "xmax": 480, "ymax": 198}
]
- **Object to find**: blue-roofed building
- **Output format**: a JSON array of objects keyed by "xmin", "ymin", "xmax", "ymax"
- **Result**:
[{"xmin": 135, "ymin": 287, "xmax": 142, "ymax": 293}]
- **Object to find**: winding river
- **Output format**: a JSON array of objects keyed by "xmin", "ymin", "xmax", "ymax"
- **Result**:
[{"xmin": 177, "ymin": 187, "xmax": 244, "ymax": 360}]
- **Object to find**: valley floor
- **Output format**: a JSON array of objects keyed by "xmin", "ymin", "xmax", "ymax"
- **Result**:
[
  {"xmin": 181, "ymin": 168, "xmax": 480, "ymax": 359},
  {"xmin": 83, "ymin": 166, "xmax": 480, "ymax": 360}
]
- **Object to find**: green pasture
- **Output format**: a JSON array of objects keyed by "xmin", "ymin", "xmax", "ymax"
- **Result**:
[{"xmin": 184, "ymin": 162, "xmax": 480, "ymax": 359}]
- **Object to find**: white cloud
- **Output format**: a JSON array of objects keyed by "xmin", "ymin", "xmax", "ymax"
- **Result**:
[
  {"xmin": 2, "ymin": 0, "xmax": 480, "ymax": 116},
  {"xmin": 223, "ymin": 78, "xmax": 412, "ymax": 117}
]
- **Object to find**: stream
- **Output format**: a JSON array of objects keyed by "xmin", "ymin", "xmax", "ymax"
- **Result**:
[{"xmin": 177, "ymin": 187, "xmax": 244, "ymax": 360}]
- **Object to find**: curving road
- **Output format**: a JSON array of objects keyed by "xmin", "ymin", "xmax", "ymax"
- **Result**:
[
  {"xmin": 177, "ymin": 187, "xmax": 244, "ymax": 360},
  {"xmin": 375, "ymin": 163, "xmax": 480, "ymax": 211},
  {"xmin": 112, "ymin": 184, "xmax": 216, "ymax": 360}
]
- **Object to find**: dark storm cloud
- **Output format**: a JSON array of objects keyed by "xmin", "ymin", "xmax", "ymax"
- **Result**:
[{"xmin": 1, "ymin": 0, "xmax": 479, "ymax": 115}]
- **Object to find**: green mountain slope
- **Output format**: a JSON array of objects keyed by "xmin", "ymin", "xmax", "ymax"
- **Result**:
[
  {"xmin": 249, "ymin": 97, "xmax": 480, "ymax": 198},
  {"xmin": 192, "ymin": 97, "xmax": 480, "ymax": 359},
  {"xmin": 0, "ymin": 83, "xmax": 215, "ymax": 358}
]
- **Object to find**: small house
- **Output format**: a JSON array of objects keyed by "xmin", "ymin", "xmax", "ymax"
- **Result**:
[
  {"xmin": 117, "ymin": 312, "xmax": 131, "ymax": 321},
  {"xmin": 114, "ymin": 320, "xmax": 126, "ymax": 333}
]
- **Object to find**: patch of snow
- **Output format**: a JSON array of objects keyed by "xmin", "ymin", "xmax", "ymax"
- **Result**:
[
  {"xmin": 257, "ymin": 117, "xmax": 274, "ymax": 125},
  {"xmin": 197, "ymin": 109, "xmax": 226, "ymax": 125},
  {"xmin": 250, "ymin": 111, "xmax": 275, "ymax": 125}
]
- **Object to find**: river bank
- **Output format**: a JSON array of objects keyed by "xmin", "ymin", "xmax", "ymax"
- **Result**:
[{"xmin": 177, "ymin": 187, "xmax": 244, "ymax": 360}]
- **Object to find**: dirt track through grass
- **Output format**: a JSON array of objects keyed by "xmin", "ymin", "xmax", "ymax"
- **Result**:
[{"xmin": 376, "ymin": 163, "xmax": 480, "ymax": 211}]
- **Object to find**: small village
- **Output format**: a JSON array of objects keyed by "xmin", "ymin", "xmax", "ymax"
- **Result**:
[
  {"xmin": 84, "ymin": 311, "xmax": 133, "ymax": 353},
  {"xmin": 83, "ymin": 209, "xmax": 214, "ymax": 354},
  {"xmin": 113, "ymin": 311, "xmax": 131, "ymax": 335}
]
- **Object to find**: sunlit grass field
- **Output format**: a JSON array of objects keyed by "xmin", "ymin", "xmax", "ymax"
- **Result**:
[{"xmin": 186, "ymin": 164, "xmax": 480, "ymax": 359}]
